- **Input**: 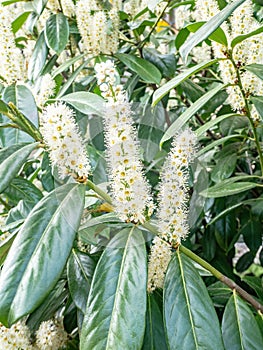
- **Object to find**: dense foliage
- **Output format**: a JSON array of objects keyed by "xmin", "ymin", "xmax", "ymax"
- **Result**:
[{"xmin": 0, "ymin": 0, "xmax": 263, "ymax": 349}]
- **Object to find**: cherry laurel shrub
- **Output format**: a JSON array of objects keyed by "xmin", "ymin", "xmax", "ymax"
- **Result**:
[{"xmin": 0, "ymin": 0, "xmax": 263, "ymax": 349}]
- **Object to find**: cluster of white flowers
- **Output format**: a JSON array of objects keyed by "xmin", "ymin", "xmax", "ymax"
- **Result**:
[
  {"xmin": 147, "ymin": 128, "xmax": 197, "ymax": 292},
  {"xmin": 95, "ymin": 60, "xmax": 154, "ymax": 223},
  {"xmin": 40, "ymin": 102, "xmax": 91, "ymax": 180},
  {"xmin": 47, "ymin": 0, "xmax": 75, "ymax": 17},
  {"xmin": 0, "ymin": 4, "xmax": 26, "ymax": 85},
  {"xmin": 76, "ymin": 0, "xmax": 119, "ymax": 55},
  {"xmin": 147, "ymin": 236, "xmax": 172, "ymax": 292},
  {"xmin": 35, "ymin": 318, "xmax": 68, "ymax": 350},
  {"xmin": 33, "ymin": 74, "xmax": 56, "ymax": 109},
  {"xmin": 0, "ymin": 318, "xmax": 68, "ymax": 350},
  {"xmin": 157, "ymin": 129, "xmax": 197, "ymax": 245},
  {"xmin": 0, "ymin": 320, "xmax": 34, "ymax": 350},
  {"xmin": 194, "ymin": 0, "xmax": 263, "ymax": 120}
]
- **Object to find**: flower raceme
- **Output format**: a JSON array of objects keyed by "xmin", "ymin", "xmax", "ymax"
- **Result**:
[
  {"xmin": 76, "ymin": 0, "xmax": 119, "ymax": 55},
  {"xmin": 0, "ymin": 4, "xmax": 26, "ymax": 85},
  {"xmin": 94, "ymin": 60, "xmax": 154, "ymax": 223},
  {"xmin": 40, "ymin": 102, "xmax": 91, "ymax": 180},
  {"xmin": 148, "ymin": 128, "xmax": 197, "ymax": 292}
]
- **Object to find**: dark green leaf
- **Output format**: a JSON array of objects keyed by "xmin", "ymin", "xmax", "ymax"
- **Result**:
[
  {"xmin": 0, "ymin": 183, "xmax": 85, "ymax": 326},
  {"xmin": 208, "ymin": 281, "xmax": 232, "ymax": 308},
  {"xmin": 26, "ymin": 279, "xmax": 67, "ymax": 332},
  {"xmin": 242, "ymin": 276, "xmax": 263, "ymax": 301},
  {"xmin": 115, "ymin": 53, "xmax": 162, "ymax": 84},
  {"xmin": 142, "ymin": 294, "xmax": 168, "ymax": 350},
  {"xmin": 160, "ymin": 83, "xmax": 226, "ymax": 145},
  {"xmin": 152, "ymin": 59, "xmax": 218, "ymax": 106},
  {"xmin": 211, "ymin": 153, "xmax": 237, "ymax": 182},
  {"xmin": 241, "ymin": 219, "xmax": 262, "ymax": 254},
  {"xmin": 201, "ymin": 182, "xmax": 257, "ymax": 198},
  {"xmin": 235, "ymin": 251, "xmax": 254, "ymax": 273},
  {"xmin": 143, "ymin": 49, "xmax": 177, "ymax": 78},
  {"xmin": 164, "ymin": 250, "xmax": 224, "ymax": 350},
  {"xmin": 59, "ymin": 92, "xmax": 105, "ymax": 117},
  {"xmin": 4, "ymin": 177, "xmax": 43, "ymax": 206},
  {"xmin": 80, "ymin": 227, "xmax": 147, "ymax": 350},
  {"xmin": 28, "ymin": 32, "xmax": 48, "ymax": 81},
  {"xmin": 0, "ymin": 143, "xmax": 38, "ymax": 194},
  {"xmin": 222, "ymin": 291, "xmax": 263, "ymax": 349},
  {"xmin": 67, "ymin": 249, "xmax": 95, "ymax": 314},
  {"xmin": 179, "ymin": 0, "xmax": 246, "ymax": 61},
  {"xmin": 44, "ymin": 13, "xmax": 69, "ymax": 54}
]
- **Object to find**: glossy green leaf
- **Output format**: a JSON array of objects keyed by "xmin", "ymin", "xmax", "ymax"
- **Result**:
[
  {"xmin": 242, "ymin": 276, "xmax": 263, "ymax": 301},
  {"xmin": 142, "ymin": 294, "xmax": 168, "ymax": 350},
  {"xmin": 164, "ymin": 251, "xmax": 224, "ymax": 350},
  {"xmin": 176, "ymin": 22, "xmax": 228, "ymax": 48},
  {"xmin": 26, "ymin": 279, "xmax": 67, "ymax": 332},
  {"xmin": 33, "ymin": 0, "xmax": 48, "ymax": 15},
  {"xmin": 201, "ymin": 181, "xmax": 258, "ymax": 198},
  {"xmin": 4, "ymin": 177, "xmax": 43, "ymax": 205},
  {"xmin": 28, "ymin": 32, "xmax": 48, "ymax": 82},
  {"xmin": 0, "ymin": 231, "xmax": 17, "ymax": 266},
  {"xmin": 67, "ymin": 249, "xmax": 95, "ymax": 314},
  {"xmin": 222, "ymin": 291, "xmax": 263, "ymax": 350},
  {"xmin": 80, "ymin": 227, "xmax": 147, "ymax": 350},
  {"xmin": 241, "ymin": 219, "xmax": 262, "ymax": 254},
  {"xmin": 211, "ymin": 153, "xmax": 237, "ymax": 182},
  {"xmin": 197, "ymin": 134, "xmax": 245, "ymax": 156},
  {"xmin": 0, "ymin": 143, "xmax": 38, "ymax": 194},
  {"xmin": 51, "ymin": 54, "xmax": 85, "ymax": 77},
  {"xmin": 195, "ymin": 113, "xmax": 242, "ymax": 137},
  {"xmin": 115, "ymin": 53, "xmax": 162, "ymax": 84},
  {"xmin": 152, "ymin": 59, "xmax": 218, "ymax": 106},
  {"xmin": 179, "ymin": 0, "xmax": 246, "ymax": 61},
  {"xmin": 250, "ymin": 96, "xmax": 263, "ymax": 120},
  {"xmin": 160, "ymin": 83, "xmax": 226, "ymax": 145},
  {"xmin": 235, "ymin": 251, "xmax": 254, "ymax": 273},
  {"xmin": 231, "ymin": 25, "xmax": 263, "ymax": 48},
  {"xmin": 245, "ymin": 64, "xmax": 263, "ymax": 81},
  {"xmin": 59, "ymin": 92, "xmax": 105, "ymax": 117},
  {"xmin": 0, "ymin": 183, "xmax": 85, "ymax": 326},
  {"xmin": 143, "ymin": 49, "xmax": 177, "ymax": 78},
  {"xmin": 44, "ymin": 13, "xmax": 69, "ymax": 54},
  {"xmin": 2, "ymin": 84, "xmax": 38, "ymax": 127}
]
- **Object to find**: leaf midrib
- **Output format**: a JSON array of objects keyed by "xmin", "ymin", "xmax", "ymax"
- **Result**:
[{"xmin": 178, "ymin": 251, "xmax": 199, "ymax": 349}]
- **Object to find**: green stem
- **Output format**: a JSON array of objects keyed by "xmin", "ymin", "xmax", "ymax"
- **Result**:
[
  {"xmin": 180, "ymin": 245, "xmax": 263, "ymax": 313},
  {"xmin": 86, "ymin": 179, "xmax": 112, "ymax": 204},
  {"xmin": 0, "ymin": 196, "xmax": 11, "ymax": 211},
  {"xmin": 229, "ymin": 54, "xmax": 263, "ymax": 177}
]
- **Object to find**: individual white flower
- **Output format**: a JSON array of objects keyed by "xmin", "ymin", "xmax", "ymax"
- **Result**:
[
  {"xmin": 157, "ymin": 128, "xmax": 197, "ymax": 245},
  {"xmin": 40, "ymin": 102, "xmax": 91, "ymax": 180},
  {"xmin": 94, "ymin": 61, "xmax": 154, "ymax": 223},
  {"xmin": 34, "ymin": 74, "xmax": 56, "ymax": 108},
  {"xmin": 147, "ymin": 236, "xmax": 172, "ymax": 292},
  {"xmin": 0, "ymin": 4, "xmax": 26, "ymax": 85},
  {"xmin": 35, "ymin": 318, "xmax": 68, "ymax": 350},
  {"xmin": 0, "ymin": 320, "xmax": 35, "ymax": 350}
]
